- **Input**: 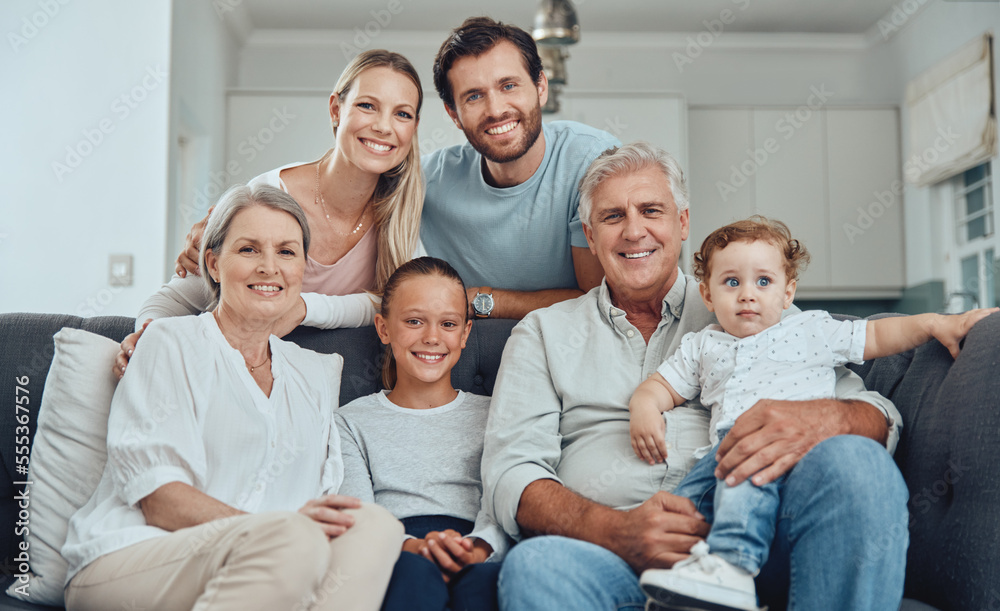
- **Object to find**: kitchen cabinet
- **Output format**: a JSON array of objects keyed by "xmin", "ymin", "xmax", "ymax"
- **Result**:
[{"xmin": 688, "ymin": 107, "xmax": 903, "ymax": 298}]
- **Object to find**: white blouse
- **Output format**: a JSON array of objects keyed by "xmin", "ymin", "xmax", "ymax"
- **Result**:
[{"xmin": 62, "ymin": 313, "xmax": 344, "ymax": 583}]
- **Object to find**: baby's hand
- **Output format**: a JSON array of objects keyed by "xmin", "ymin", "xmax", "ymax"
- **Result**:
[
  {"xmin": 630, "ymin": 402, "xmax": 668, "ymax": 465},
  {"xmin": 932, "ymin": 307, "xmax": 998, "ymax": 359}
]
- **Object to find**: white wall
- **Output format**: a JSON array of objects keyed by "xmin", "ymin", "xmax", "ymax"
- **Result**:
[
  {"xmin": 3, "ymin": 2, "xmax": 992, "ymax": 315},
  {"xmin": 867, "ymin": 2, "xmax": 1000, "ymax": 287},
  {"xmin": 166, "ymin": 0, "xmax": 241, "ymax": 278},
  {"xmin": 237, "ymin": 29, "xmax": 897, "ymax": 112},
  {"xmin": 1, "ymin": 0, "xmax": 173, "ymax": 316}
]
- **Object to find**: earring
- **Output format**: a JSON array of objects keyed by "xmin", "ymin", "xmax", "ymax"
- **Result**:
[{"xmin": 332, "ymin": 120, "xmax": 339, "ymax": 127}]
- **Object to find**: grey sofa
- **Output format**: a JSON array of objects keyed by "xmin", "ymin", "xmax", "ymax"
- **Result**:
[{"xmin": 0, "ymin": 311, "xmax": 997, "ymax": 610}]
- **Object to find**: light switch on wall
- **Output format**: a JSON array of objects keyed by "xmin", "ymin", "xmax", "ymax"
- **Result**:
[{"xmin": 109, "ymin": 254, "xmax": 133, "ymax": 287}]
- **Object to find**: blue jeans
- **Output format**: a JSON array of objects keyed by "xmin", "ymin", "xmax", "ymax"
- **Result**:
[
  {"xmin": 498, "ymin": 435, "xmax": 908, "ymax": 611},
  {"xmin": 672, "ymin": 432, "xmax": 785, "ymax": 574}
]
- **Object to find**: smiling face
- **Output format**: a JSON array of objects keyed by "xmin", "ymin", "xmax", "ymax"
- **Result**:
[
  {"xmin": 444, "ymin": 41, "xmax": 546, "ymax": 164},
  {"xmin": 582, "ymin": 166, "xmax": 690, "ymax": 307},
  {"xmin": 699, "ymin": 239, "xmax": 797, "ymax": 339},
  {"xmin": 205, "ymin": 205, "xmax": 306, "ymax": 325},
  {"xmin": 330, "ymin": 66, "xmax": 420, "ymax": 176},
  {"xmin": 375, "ymin": 273, "xmax": 472, "ymax": 391}
]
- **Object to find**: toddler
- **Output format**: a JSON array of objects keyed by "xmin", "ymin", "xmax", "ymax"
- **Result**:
[{"xmin": 632, "ymin": 216, "xmax": 996, "ymax": 611}]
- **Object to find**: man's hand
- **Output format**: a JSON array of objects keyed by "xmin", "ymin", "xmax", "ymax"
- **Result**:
[
  {"xmin": 603, "ymin": 491, "xmax": 708, "ymax": 573},
  {"xmin": 630, "ymin": 403, "xmax": 667, "ymax": 465},
  {"xmin": 113, "ymin": 319, "xmax": 151, "ymax": 380},
  {"xmin": 715, "ymin": 398, "xmax": 868, "ymax": 487},
  {"xmin": 175, "ymin": 207, "xmax": 212, "ymax": 277}
]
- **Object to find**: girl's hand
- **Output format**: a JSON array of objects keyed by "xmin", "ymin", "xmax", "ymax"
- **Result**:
[
  {"xmin": 298, "ymin": 494, "xmax": 362, "ymax": 538},
  {"xmin": 402, "ymin": 537, "xmax": 428, "ymax": 556},
  {"xmin": 420, "ymin": 530, "xmax": 492, "ymax": 582}
]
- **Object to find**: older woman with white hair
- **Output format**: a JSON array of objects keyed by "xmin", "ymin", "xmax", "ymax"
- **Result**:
[{"xmin": 62, "ymin": 185, "xmax": 402, "ymax": 610}]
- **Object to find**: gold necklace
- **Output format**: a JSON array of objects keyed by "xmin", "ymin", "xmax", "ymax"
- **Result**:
[
  {"xmin": 213, "ymin": 309, "xmax": 270, "ymax": 373},
  {"xmin": 314, "ymin": 152, "xmax": 370, "ymax": 236}
]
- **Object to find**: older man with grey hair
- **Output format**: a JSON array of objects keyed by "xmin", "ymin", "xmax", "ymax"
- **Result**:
[{"xmin": 481, "ymin": 141, "xmax": 908, "ymax": 610}]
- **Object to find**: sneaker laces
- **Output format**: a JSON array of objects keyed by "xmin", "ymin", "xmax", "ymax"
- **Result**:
[{"xmin": 680, "ymin": 541, "xmax": 727, "ymax": 576}]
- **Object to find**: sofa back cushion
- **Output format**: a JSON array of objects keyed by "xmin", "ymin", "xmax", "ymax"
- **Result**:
[
  {"xmin": 5, "ymin": 329, "xmax": 121, "ymax": 605},
  {"xmin": 885, "ymin": 314, "xmax": 1000, "ymax": 609}
]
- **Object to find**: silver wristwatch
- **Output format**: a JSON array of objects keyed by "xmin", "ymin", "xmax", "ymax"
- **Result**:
[{"xmin": 472, "ymin": 287, "xmax": 494, "ymax": 318}]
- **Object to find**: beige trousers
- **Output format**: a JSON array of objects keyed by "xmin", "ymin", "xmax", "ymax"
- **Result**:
[{"xmin": 65, "ymin": 505, "xmax": 402, "ymax": 611}]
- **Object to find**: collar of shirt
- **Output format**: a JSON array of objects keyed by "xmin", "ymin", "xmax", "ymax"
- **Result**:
[{"xmin": 597, "ymin": 270, "xmax": 687, "ymax": 335}]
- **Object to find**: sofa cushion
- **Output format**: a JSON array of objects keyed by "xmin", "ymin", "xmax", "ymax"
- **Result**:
[
  {"xmin": 885, "ymin": 313, "xmax": 1000, "ymax": 610},
  {"xmin": 5, "ymin": 329, "xmax": 120, "ymax": 606},
  {"xmin": 0, "ymin": 314, "xmax": 134, "ymax": 598}
]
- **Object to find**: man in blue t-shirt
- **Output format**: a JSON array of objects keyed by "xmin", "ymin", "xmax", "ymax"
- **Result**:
[{"xmin": 423, "ymin": 17, "xmax": 621, "ymax": 320}]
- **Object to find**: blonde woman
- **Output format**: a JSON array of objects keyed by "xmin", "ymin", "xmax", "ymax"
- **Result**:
[{"xmin": 116, "ymin": 49, "xmax": 425, "ymax": 376}]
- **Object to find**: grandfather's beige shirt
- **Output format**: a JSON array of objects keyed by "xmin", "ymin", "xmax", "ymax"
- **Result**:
[{"xmin": 481, "ymin": 273, "xmax": 902, "ymax": 539}]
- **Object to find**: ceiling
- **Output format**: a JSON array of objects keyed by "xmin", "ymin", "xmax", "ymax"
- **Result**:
[{"xmin": 241, "ymin": 0, "xmax": 903, "ymax": 35}]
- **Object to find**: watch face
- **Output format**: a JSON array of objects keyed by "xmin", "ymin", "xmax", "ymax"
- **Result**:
[{"xmin": 474, "ymin": 293, "xmax": 494, "ymax": 314}]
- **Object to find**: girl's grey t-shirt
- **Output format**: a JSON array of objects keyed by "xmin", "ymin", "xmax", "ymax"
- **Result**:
[{"xmin": 335, "ymin": 390, "xmax": 507, "ymax": 558}]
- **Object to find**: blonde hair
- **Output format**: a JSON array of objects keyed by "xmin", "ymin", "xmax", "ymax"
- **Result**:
[{"xmin": 333, "ymin": 49, "xmax": 425, "ymax": 292}]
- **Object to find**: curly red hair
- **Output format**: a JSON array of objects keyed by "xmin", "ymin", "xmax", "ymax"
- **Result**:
[{"xmin": 693, "ymin": 215, "xmax": 810, "ymax": 283}]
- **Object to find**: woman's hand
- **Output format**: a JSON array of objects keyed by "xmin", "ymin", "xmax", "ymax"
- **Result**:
[
  {"xmin": 175, "ymin": 207, "xmax": 212, "ymax": 277},
  {"xmin": 298, "ymin": 494, "xmax": 362, "ymax": 538},
  {"xmin": 114, "ymin": 319, "xmax": 151, "ymax": 380},
  {"xmin": 420, "ymin": 530, "xmax": 492, "ymax": 582}
]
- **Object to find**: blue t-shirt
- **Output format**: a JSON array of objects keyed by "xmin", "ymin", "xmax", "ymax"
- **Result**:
[{"xmin": 420, "ymin": 120, "xmax": 620, "ymax": 291}]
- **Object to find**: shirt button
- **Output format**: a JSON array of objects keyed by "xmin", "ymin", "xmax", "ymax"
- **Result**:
[
  {"xmin": 271, "ymin": 441, "xmax": 276, "ymax": 448},
  {"xmin": 256, "ymin": 484, "xmax": 264, "ymax": 492},
  {"xmin": 626, "ymin": 330, "xmax": 635, "ymax": 338}
]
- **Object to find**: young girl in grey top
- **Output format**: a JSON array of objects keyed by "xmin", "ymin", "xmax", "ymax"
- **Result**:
[{"xmin": 336, "ymin": 257, "xmax": 507, "ymax": 611}]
